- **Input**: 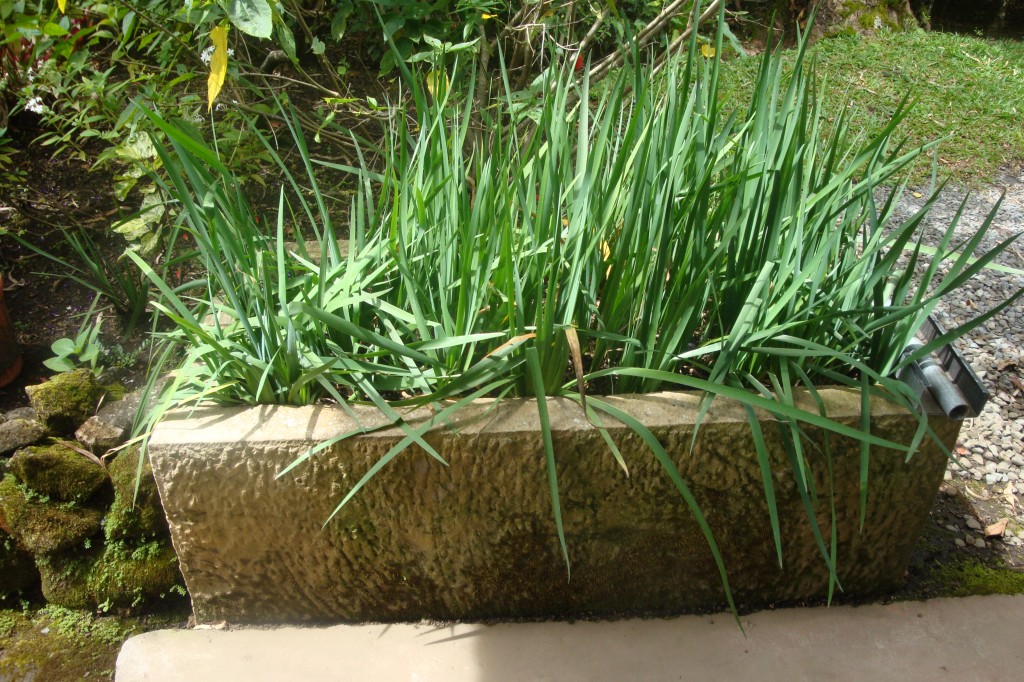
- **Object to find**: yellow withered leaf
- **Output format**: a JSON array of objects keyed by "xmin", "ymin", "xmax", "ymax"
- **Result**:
[
  {"xmin": 426, "ymin": 69, "xmax": 449, "ymax": 98},
  {"xmin": 207, "ymin": 26, "xmax": 229, "ymax": 112},
  {"xmin": 58, "ymin": 0, "xmax": 67, "ymax": 12}
]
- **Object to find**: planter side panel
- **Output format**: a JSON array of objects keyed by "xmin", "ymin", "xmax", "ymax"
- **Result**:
[{"xmin": 148, "ymin": 392, "xmax": 958, "ymax": 623}]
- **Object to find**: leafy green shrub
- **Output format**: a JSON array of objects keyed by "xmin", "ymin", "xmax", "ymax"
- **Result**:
[{"xmin": 133, "ymin": 6, "xmax": 1021, "ymax": 612}]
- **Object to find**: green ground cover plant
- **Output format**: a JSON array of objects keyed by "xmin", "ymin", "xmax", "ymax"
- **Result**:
[{"xmin": 128, "ymin": 5, "xmax": 1020, "ymax": 615}]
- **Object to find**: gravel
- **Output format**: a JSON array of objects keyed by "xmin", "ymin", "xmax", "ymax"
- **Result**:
[{"xmin": 887, "ymin": 169, "xmax": 1024, "ymax": 549}]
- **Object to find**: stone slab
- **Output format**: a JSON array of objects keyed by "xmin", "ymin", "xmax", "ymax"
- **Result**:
[{"xmin": 116, "ymin": 595, "xmax": 1024, "ymax": 682}]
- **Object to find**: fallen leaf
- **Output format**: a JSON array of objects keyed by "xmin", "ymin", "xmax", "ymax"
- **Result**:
[
  {"xmin": 1003, "ymin": 485, "xmax": 1019, "ymax": 510},
  {"xmin": 985, "ymin": 518, "xmax": 1009, "ymax": 538},
  {"xmin": 965, "ymin": 486, "xmax": 990, "ymax": 500}
]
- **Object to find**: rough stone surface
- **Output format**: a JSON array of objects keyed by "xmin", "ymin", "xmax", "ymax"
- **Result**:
[
  {"xmin": 24, "ymin": 369, "xmax": 103, "ymax": 435},
  {"xmin": 148, "ymin": 390, "xmax": 960, "ymax": 624},
  {"xmin": 7, "ymin": 443, "xmax": 109, "ymax": 502},
  {"xmin": 105, "ymin": 446, "xmax": 169, "ymax": 543},
  {"xmin": 3, "ymin": 407, "xmax": 37, "ymax": 422},
  {"xmin": 1, "ymin": 527, "xmax": 39, "ymax": 602},
  {"xmin": 0, "ymin": 474, "xmax": 104, "ymax": 555},
  {"xmin": 36, "ymin": 541, "xmax": 183, "ymax": 611},
  {"xmin": 95, "ymin": 383, "xmax": 158, "ymax": 435},
  {"xmin": 75, "ymin": 416, "xmax": 126, "ymax": 456},
  {"xmin": 0, "ymin": 418, "xmax": 45, "ymax": 456}
]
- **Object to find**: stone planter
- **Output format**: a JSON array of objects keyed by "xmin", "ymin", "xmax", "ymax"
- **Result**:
[{"xmin": 149, "ymin": 387, "xmax": 963, "ymax": 625}]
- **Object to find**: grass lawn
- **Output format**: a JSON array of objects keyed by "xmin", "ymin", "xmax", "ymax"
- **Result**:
[{"xmin": 718, "ymin": 29, "xmax": 1024, "ymax": 186}]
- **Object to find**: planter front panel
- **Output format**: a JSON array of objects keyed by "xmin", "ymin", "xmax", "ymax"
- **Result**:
[{"xmin": 148, "ymin": 390, "xmax": 959, "ymax": 624}]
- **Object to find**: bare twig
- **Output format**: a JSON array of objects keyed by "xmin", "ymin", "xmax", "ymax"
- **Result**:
[
  {"xmin": 282, "ymin": 0, "xmax": 345, "ymax": 96},
  {"xmin": 588, "ymin": 0, "xmax": 722, "ymax": 84},
  {"xmin": 574, "ymin": 7, "xmax": 610, "ymax": 65},
  {"xmin": 652, "ymin": 1, "xmax": 724, "ymax": 75}
]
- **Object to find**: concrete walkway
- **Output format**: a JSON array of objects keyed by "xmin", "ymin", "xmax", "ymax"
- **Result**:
[{"xmin": 117, "ymin": 595, "xmax": 1024, "ymax": 681}]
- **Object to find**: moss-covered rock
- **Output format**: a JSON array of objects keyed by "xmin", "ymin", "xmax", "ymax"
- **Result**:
[
  {"xmin": 8, "ymin": 443, "xmax": 109, "ymax": 502},
  {"xmin": 105, "ymin": 447, "xmax": 168, "ymax": 543},
  {"xmin": 35, "ymin": 548, "xmax": 99, "ymax": 610},
  {"xmin": 101, "ymin": 382, "xmax": 126, "ymax": 403},
  {"xmin": 37, "ymin": 541, "xmax": 184, "ymax": 611},
  {"xmin": 24, "ymin": 369, "xmax": 103, "ymax": 435},
  {"xmin": 92, "ymin": 541, "xmax": 183, "ymax": 609},
  {"xmin": 0, "ymin": 475, "xmax": 103, "ymax": 555},
  {"xmin": 1, "ymin": 528, "xmax": 40, "ymax": 603}
]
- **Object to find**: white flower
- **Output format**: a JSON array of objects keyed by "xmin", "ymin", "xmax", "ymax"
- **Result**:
[
  {"xmin": 25, "ymin": 97, "xmax": 46, "ymax": 114},
  {"xmin": 873, "ymin": 16, "xmax": 883, "ymax": 30},
  {"xmin": 200, "ymin": 45, "xmax": 234, "ymax": 65}
]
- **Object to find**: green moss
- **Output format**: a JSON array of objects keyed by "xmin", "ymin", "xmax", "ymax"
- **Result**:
[
  {"xmin": 826, "ymin": 25, "xmax": 860, "ymax": 39},
  {"xmin": 0, "ymin": 606, "xmax": 141, "ymax": 681},
  {"xmin": 8, "ymin": 443, "xmax": 110, "ymax": 502},
  {"xmin": 931, "ymin": 560, "xmax": 1024, "ymax": 598},
  {"xmin": 36, "ymin": 540, "xmax": 184, "ymax": 611},
  {"xmin": 100, "ymin": 382, "xmax": 126, "ymax": 403},
  {"xmin": 0, "ymin": 607, "xmax": 30, "ymax": 638},
  {"xmin": 40, "ymin": 605, "xmax": 131, "ymax": 646},
  {"xmin": 36, "ymin": 548, "xmax": 98, "ymax": 610},
  {"xmin": 91, "ymin": 541, "xmax": 184, "ymax": 609},
  {"xmin": 0, "ymin": 603, "xmax": 189, "ymax": 682},
  {"xmin": 0, "ymin": 475, "xmax": 103, "ymax": 555},
  {"xmin": 104, "ymin": 447, "xmax": 168, "ymax": 543},
  {"xmin": 24, "ymin": 369, "xmax": 103, "ymax": 435}
]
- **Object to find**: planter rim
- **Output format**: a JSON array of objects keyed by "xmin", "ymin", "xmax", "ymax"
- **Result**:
[{"xmin": 150, "ymin": 386, "xmax": 933, "ymax": 447}]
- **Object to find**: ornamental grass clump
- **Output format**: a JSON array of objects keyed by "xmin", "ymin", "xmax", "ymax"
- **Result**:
[{"xmin": 134, "ymin": 6, "xmax": 1020, "ymax": 613}]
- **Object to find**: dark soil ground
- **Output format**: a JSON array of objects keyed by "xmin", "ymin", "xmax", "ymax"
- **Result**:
[{"xmin": 0, "ymin": 115, "xmax": 150, "ymax": 412}]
